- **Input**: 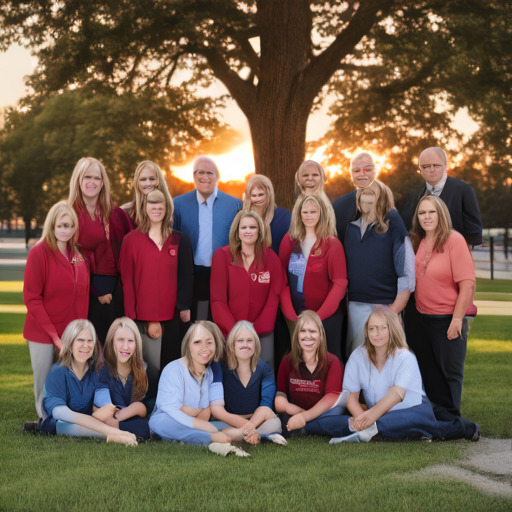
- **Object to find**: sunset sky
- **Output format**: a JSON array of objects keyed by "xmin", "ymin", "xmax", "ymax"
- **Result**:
[{"xmin": 0, "ymin": 43, "xmax": 480, "ymax": 183}]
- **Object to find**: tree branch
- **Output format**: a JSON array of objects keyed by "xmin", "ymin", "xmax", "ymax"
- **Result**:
[
  {"xmin": 301, "ymin": 0, "xmax": 395, "ymax": 103},
  {"xmin": 226, "ymin": 28, "xmax": 260, "ymax": 77},
  {"xmin": 187, "ymin": 45, "xmax": 257, "ymax": 118}
]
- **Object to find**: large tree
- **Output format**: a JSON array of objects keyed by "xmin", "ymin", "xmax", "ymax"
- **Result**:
[{"xmin": 1, "ymin": 0, "xmax": 511, "ymax": 208}]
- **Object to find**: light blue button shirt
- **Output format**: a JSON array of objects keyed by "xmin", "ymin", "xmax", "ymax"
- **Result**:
[{"xmin": 194, "ymin": 187, "xmax": 218, "ymax": 267}]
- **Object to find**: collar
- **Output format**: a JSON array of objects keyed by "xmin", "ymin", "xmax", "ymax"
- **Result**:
[
  {"xmin": 425, "ymin": 174, "xmax": 448, "ymax": 194},
  {"xmin": 196, "ymin": 187, "xmax": 218, "ymax": 206}
]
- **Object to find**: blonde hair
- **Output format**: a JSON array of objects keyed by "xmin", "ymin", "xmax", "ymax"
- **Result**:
[
  {"xmin": 59, "ymin": 319, "xmax": 99, "ymax": 370},
  {"xmin": 41, "ymin": 201, "xmax": 79, "ymax": 255},
  {"xmin": 295, "ymin": 160, "xmax": 326, "ymax": 195},
  {"xmin": 288, "ymin": 194, "xmax": 337, "ymax": 243},
  {"xmin": 102, "ymin": 317, "xmax": 148, "ymax": 402},
  {"xmin": 411, "ymin": 195, "xmax": 453, "ymax": 253},
  {"xmin": 356, "ymin": 179, "xmax": 395, "ymax": 234},
  {"xmin": 243, "ymin": 175, "xmax": 276, "ymax": 226},
  {"xmin": 131, "ymin": 161, "xmax": 170, "ymax": 226},
  {"xmin": 363, "ymin": 306, "xmax": 409, "ymax": 368},
  {"xmin": 225, "ymin": 321, "xmax": 261, "ymax": 372},
  {"xmin": 68, "ymin": 157, "xmax": 112, "ymax": 221},
  {"xmin": 137, "ymin": 189, "xmax": 174, "ymax": 241},
  {"xmin": 290, "ymin": 310, "xmax": 328, "ymax": 371},
  {"xmin": 181, "ymin": 321, "xmax": 225, "ymax": 367},
  {"xmin": 228, "ymin": 210, "xmax": 268, "ymax": 263}
]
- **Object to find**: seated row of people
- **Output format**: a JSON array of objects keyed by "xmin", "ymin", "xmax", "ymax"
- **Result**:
[{"xmin": 38, "ymin": 307, "xmax": 479, "ymax": 455}]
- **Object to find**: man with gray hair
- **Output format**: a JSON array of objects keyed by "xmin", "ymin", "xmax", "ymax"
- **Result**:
[
  {"xmin": 173, "ymin": 155, "xmax": 242, "ymax": 321},
  {"xmin": 401, "ymin": 147, "xmax": 482, "ymax": 246},
  {"xmin": 332, "ymin": 151, "xmax": 377, "ymax": 245}
]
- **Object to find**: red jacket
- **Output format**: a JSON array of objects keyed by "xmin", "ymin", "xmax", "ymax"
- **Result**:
[
  {"xmin": 120, "ymin": 229, "xmax": 194, "ymax": 322},
  {"xmin": 23, "ymin": 240, "xmax": 90, "ymax": 345},
  {"xmin": 279, "ymin": 235, "xmax": 348, "ymax": 321},
  {"xmin": 210, "ymin": 246, "xmax": 295, "ymax": 336}
]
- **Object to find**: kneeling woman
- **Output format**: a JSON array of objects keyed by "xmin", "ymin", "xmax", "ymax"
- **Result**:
[
  {"xmin": 275, "ymin": 310, "xmax": 345, "ymax": 437},
  {"xmin": 210, "ymin": 321, "xmax": 286, "ymax": 445},
  {"xmin": 40, "ymin": 319, "xmax": 137, "ymax": 445},
  {"xmin": 149, "ymin": 321, "xmax": 237, "ymax": 447},
  {"xmin": 97, "ymin": 317, "xmax": 151, "ymax": 439},
  {"xmin": 331, "ymin": 306, "xmax": 479, "ymax": 442}
]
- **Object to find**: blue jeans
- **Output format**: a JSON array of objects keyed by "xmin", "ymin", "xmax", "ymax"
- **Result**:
[{"xmin": 149, "ymin": 412, "xmax": 212, "ymax": 446}]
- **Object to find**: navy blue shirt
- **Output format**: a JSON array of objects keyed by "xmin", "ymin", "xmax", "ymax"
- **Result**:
[
  {"xmin": 345, "ymin": 209, "xmax": 409, "ymax": 304},
  {"xmin": 98, "ymin": 365, "xmax": 139, "ymax": 408},
  {"xmin": 221, "ymin": 360, "xmax": 276, "ymax": 415},
  {"xmin": 270, "ymin": 207, "xmax": 292, "ymax": 255}
]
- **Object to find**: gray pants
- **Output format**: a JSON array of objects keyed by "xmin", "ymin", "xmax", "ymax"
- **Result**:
[
  {"xmin": 259, "ymin": 332, "xmax": 275, "ymax": 374},
  {"xmin": 27, "ymin": 341, "xmax": 55, "ymax": 418},
  {"xmin": 137, "ymin": 322, "xmax": 162, "ymax": 394}
]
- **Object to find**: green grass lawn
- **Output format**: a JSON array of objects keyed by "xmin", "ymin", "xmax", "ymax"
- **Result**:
[
  {"xmin": 1, "ymin": 310, "xmax": 511, "ymax": 511},
  {"xmin": 475, "ymin": 277, "xmax": 512, "ymax": 296}
]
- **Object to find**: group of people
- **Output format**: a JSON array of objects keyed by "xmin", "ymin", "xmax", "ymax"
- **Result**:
[{"xmin": 23, "ymin": 146, "xmax": 483, "ymax": 454}]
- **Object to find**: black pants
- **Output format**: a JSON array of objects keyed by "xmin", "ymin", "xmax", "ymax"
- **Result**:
[
  {"xmin": 404, "ymin": 299, "xmax": 467, "ymax": 420},
  {"xmin": 274, "ymin": 308, "xmax": 291, "ymax": 371},
  {"xmin": 88, "ymin": 282, "xmax": 125, "ymax": 346},
  {"xmin": 191, "ymin": 265, "xmax": 213, "ymax": 322},
  {"xmin": 323, "ymin": 307, "xmax": 344, "ymax": 362}
]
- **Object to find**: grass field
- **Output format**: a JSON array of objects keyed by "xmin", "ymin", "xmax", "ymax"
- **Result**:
[{"xmin": 1, "ymin": 284, "xmax": 511, "ymax": 511}]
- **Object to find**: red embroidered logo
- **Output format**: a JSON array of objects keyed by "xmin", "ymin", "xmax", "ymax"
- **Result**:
[
  {"xmin": 251, "ymin": 273, "xmax": 257, "ymax": 281},
  {"xmin": 169, "ymin": 249, "xmax": 176, "ymax": 256},
  {"xmin": 258, "ymin": 271, "xmax": 270, "ymax": 283}
]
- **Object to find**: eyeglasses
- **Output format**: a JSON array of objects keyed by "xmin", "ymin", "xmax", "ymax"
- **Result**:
[
  {"xmin": 194, "ymin": 170, "xmax": 216, "ymax": 177},
  {"xmin": 420, "ymin": 164, "xmax": 444, "ymax": 171}
]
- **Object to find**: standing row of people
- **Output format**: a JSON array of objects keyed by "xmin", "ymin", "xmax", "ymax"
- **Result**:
[{"xmin": 24, "ymin": 147, "xmax": 482, "ymax": 443}]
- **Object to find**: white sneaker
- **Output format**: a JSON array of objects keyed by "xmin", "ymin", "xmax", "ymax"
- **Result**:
[
  {"xmin": 268, "ymin": 434, "xmax": 288, "ymax": 446},
  {"xmin": 329, "ymin": 432, "xmax": 360, "ymax": 444},
  {"xmin": 208, "ymin": 443, "xmax": 251, "ymax": 457}
]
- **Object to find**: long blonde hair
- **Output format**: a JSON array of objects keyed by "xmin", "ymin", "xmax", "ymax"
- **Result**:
[
  {"xmin": 181, "ymin": 321, "xmax": 225, "ymax": 368},
  {"xmin": 102, "ymin": 317, "xmax": 148, "ymax": 402},
  {"xmin": 228, "ymin": 210, "xmax": 268, "ymax": 263},
  {"xmin": 243, "ymin": 174, "xmax": 276, "ymax": 226},
  {"xmin": 410, "ymin": 196, "xmax": 453, "ymax": 254},
  {"xmin": 290, "ymin": 310, "xmax": 328, "ymax": 371},
  {"xmin": 295, "ymin": 160, "xmax": 327, "ymax": 195},
  {"xmin": 59, "ymin": 319, "xmax": 99, "ymax": 370},
  {"xmin": 131, "ymin": 161, "xmax": 170, "ymax": 226},
  {"xmin": 68, "ymin": 157, "xmax": 112, "ymax": 221},
  {"xmin": 225, "ymin": 321, "xmax": 261, "ymax": 372},
  {"xmin": 363, "ymin": 306, "xmax": 409, "ymax": 368},
  {"xmin": 288, "ymin": 194, "xmax": 337, "ymax": 243},
  {"xmin": 41, "ymin": 201, "xmax": 79, "ymax": 255},
  {"xmin": 137, "ymin": 189, "xmax": 174, "ymax": 241},
  {"xmin": 356, "ymin": 179, "xmax": 395, "ymax": 234}
]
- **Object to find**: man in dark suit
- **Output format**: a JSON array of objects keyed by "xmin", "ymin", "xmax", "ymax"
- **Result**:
[
  {"xmin": 332, "ymin": 151, "xmax": 377, "ymax": 246},
  {"xmin": 401, "ymin": 147, "xmax": 482, "ymax": 246}
]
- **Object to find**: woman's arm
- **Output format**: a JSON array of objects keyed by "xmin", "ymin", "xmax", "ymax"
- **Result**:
[
  {"xmin": 316, "ymin": 239, "xmax": 348, "ymax": 320},
  {"xmin": 389, "ymin": 234, "xmax": 415, "ymax": 314},
  {"xmin": 210, "ymin": 249, "xmax": 237, "ymax": 335},
  {"xmin": 115, "ymin": 402, "xmax": 147, "ymax": 422},
  {"xmin": 286, "ymin": 393, "xmax": 339, "ymax": 431},
  {"xmin": 345, "ymin": 391, "xmax": 365, "ymax": 419},
  {"xmin": 210, "ymin": 404, "xmax": 251, "ymax": 429},
  {"xmin": 351, "ymin": 386, "xmax": 405, "ymax": 431},
  {"xmin": 275, "ymin": 395, "xmax": 305, "ymax": 416},
  {"xmin": 448, "ymin": 279, "xmax": 475, "ymax": 339}
]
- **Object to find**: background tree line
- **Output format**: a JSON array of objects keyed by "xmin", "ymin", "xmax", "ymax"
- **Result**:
[{"xmin": 0, "ymin": 0, "xmax": 510, "ymax": 240}]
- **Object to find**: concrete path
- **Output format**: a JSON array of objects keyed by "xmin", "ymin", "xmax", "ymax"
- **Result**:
[
  {"xmin": 474, "ymin": 301, "xmax": 512, "ymax": 316},
  {"xmin": 404, "ymin": 438, "xmax": 512, "ymax": 499}
]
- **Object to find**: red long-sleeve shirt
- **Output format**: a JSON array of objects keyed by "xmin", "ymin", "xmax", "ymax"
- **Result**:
[
  {"xmin": 279, "ymin": 235, "xmax": 348, "ymax": 321},
  {"xmin": 23, "ymin": 240, "xmax": 90, "ymax": 344},
  {"xmin": 120, "ymin": 229, "xmax": 194, "ymax": 322},
  {"xmin": 210, "ymin": 246, "xmax": 295, "ymax": 336}
]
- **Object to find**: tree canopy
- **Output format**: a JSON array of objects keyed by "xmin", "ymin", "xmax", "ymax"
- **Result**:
[{"xmin": 1, "ymin": 0, "xmax": 511, "ymax": 210}]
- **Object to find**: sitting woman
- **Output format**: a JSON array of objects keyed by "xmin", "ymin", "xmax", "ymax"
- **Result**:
[
  {"xmin": 149, "ymin": 321, "xmax": 250, "ymax": 456},
  {"xmin": 330, "ymin": 306, "xmax": 479, "ymax": 443},
  {"xmin": 211, "ymin": 210, "xmax": 294, "ymax": 371},
  {"xmin": 97, "ymin": 317, "xmax": 151, "ymax": 439},
  {"xmin": 209, "ymin": 321, "xmax": 286, "ymax": 445},
  {"xmin": 279, "ymin": 194, "xmax": 347, "ymax": 359},
  {"xmin": 39, "ymin": 319, "xmax": 137, "ymax": 445},
  {"xmin": 275, "ymin": 310, "xmax": 345, "ymax": 438}
]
